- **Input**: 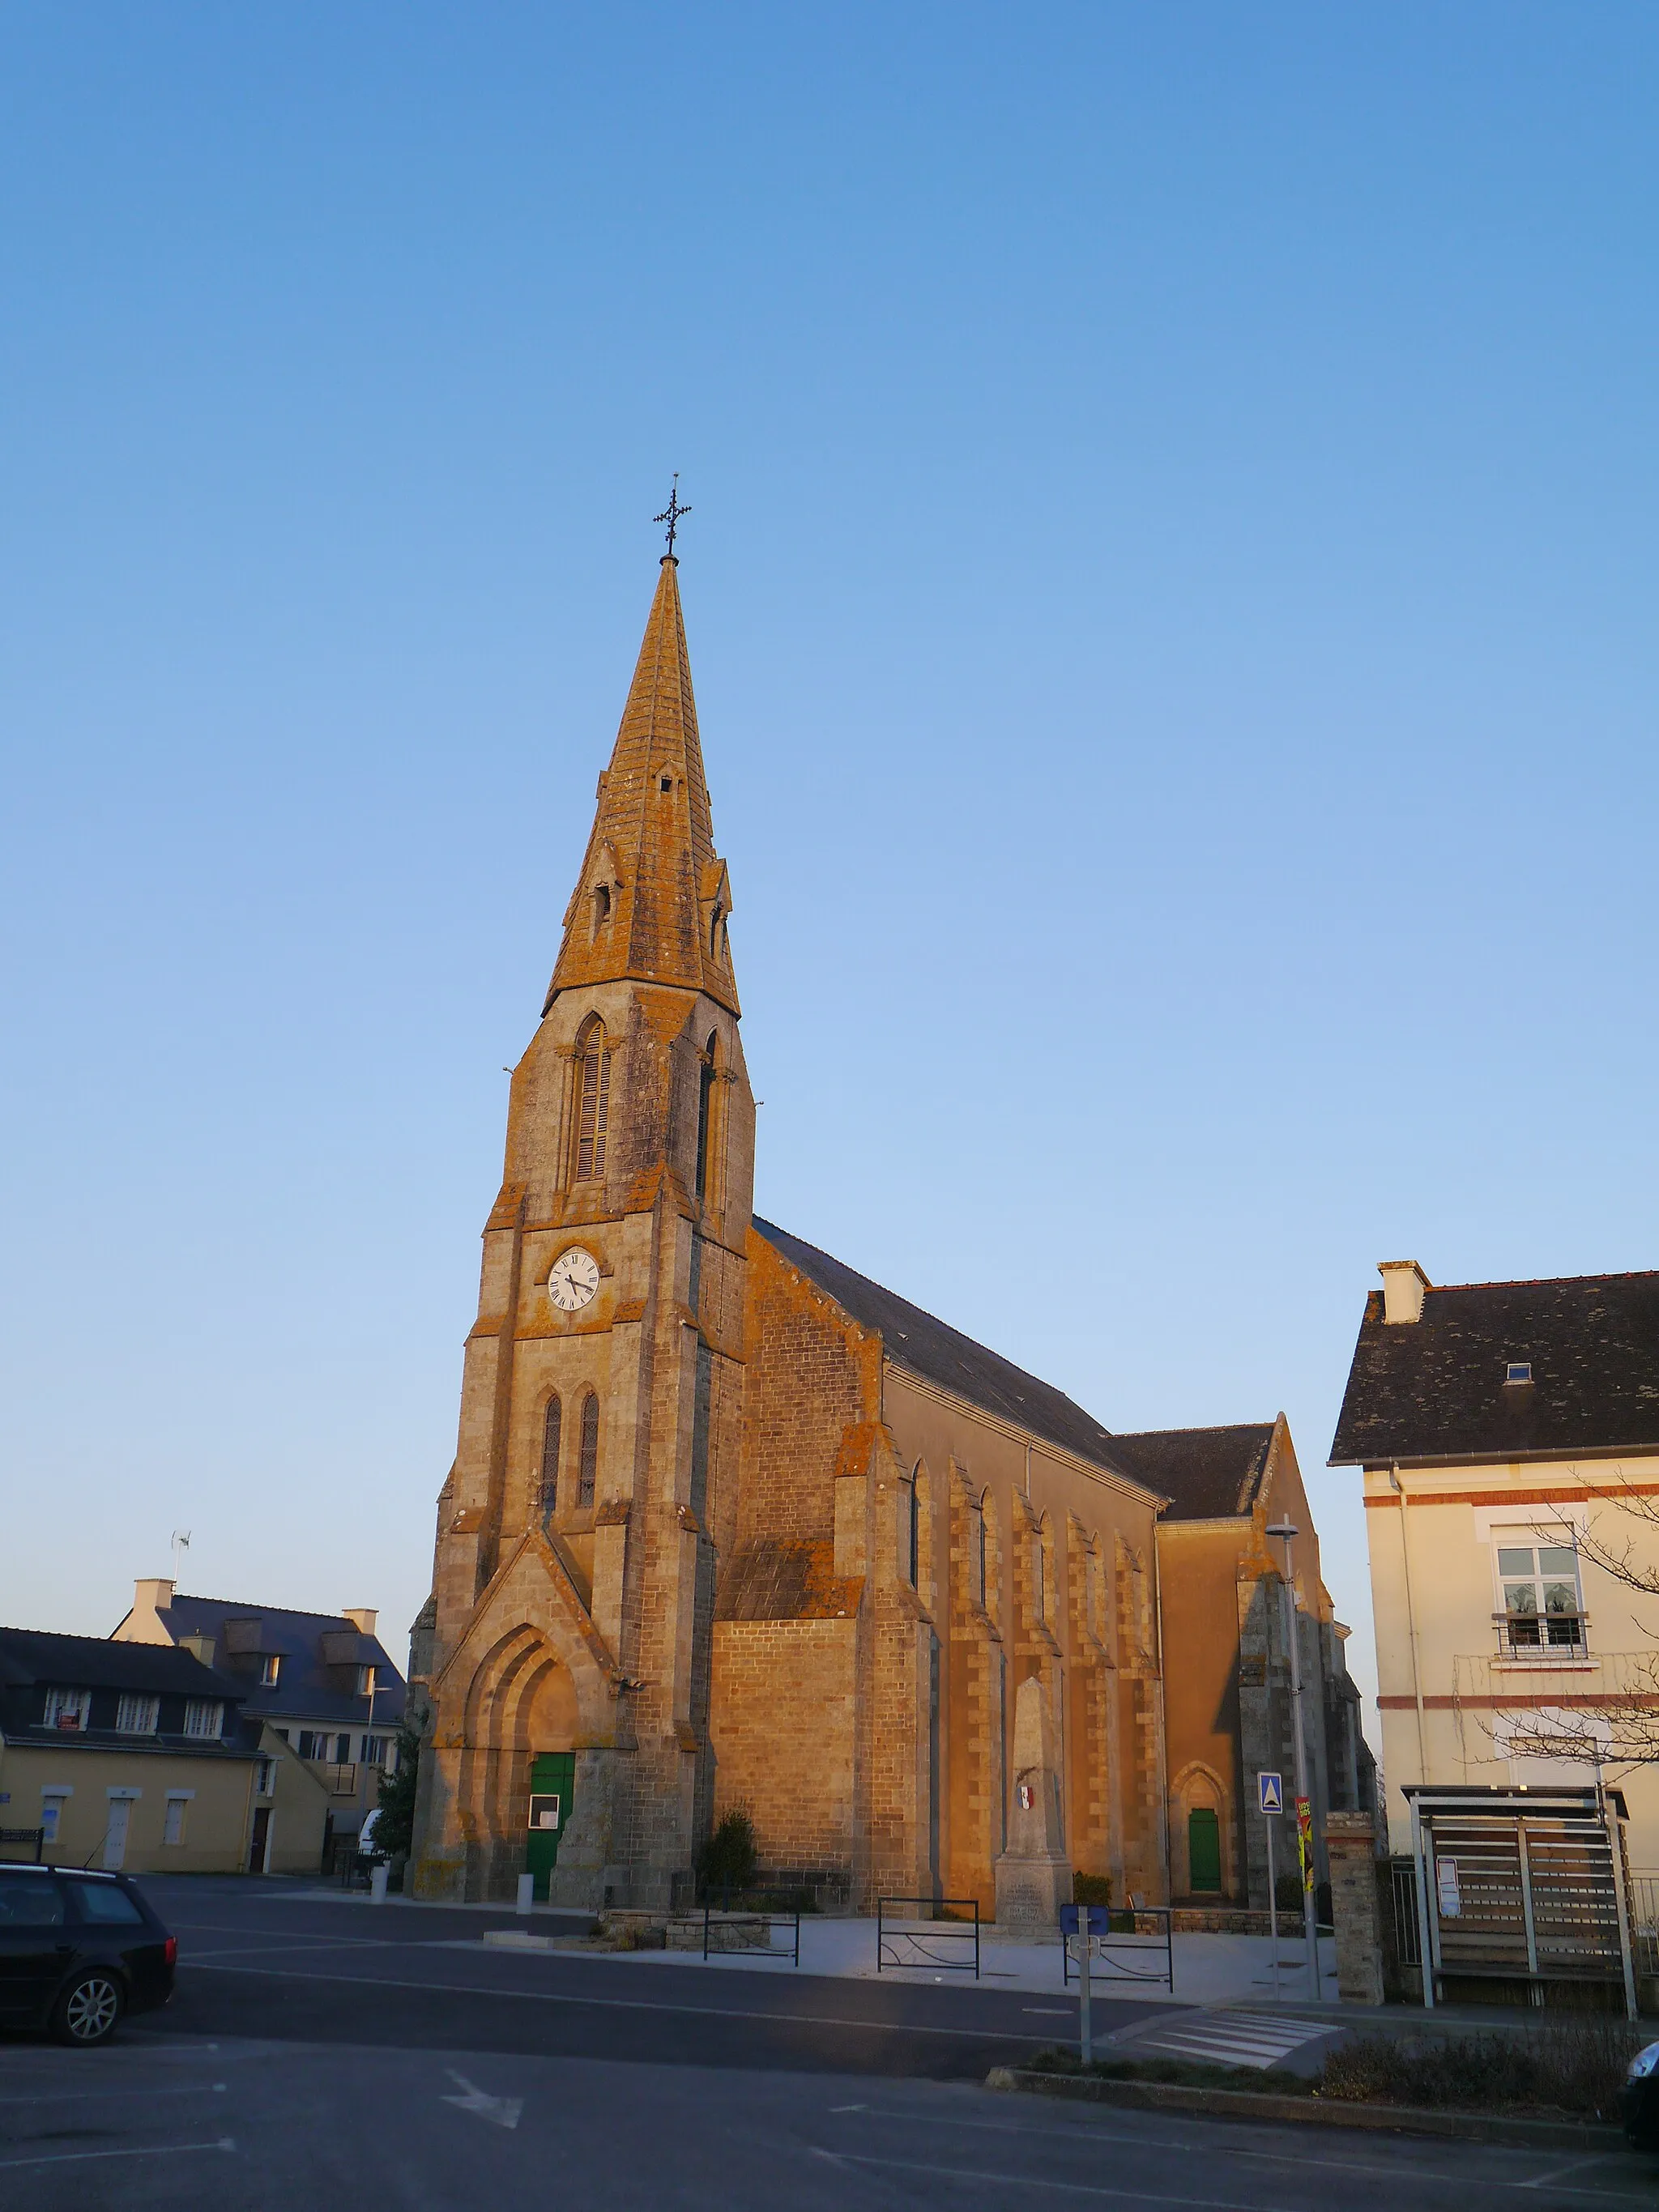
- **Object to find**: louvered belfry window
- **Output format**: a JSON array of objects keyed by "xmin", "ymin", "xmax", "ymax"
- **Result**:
[
  {"xmin": 539, "ymin": 1395, "xmax": 561, "ymax": 1520},
  {"xmin": 574, "ymin": 1020, "xmax": 609, "ymax": 1180},
  {"xmin": 578, "ymin": 1393, "xmax": 599, "ymax": 1509}
]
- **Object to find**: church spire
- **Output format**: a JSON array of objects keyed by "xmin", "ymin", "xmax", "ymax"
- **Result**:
[{"xmin": 544, "ymin": 555, "xmax": 738, "ymax": 1017}]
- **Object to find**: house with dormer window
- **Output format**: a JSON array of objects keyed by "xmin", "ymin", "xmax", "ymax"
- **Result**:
[
  {"xmin": 0, "ymin": 1626, "xmax": 326, "ymax": 1873},
  {"xmin": 112, "ymin": 1582, "xmax": 406, "ymax": 1859},
  {"xmin": 1332, "ymin": 1262, "xmax": 1659, "ymax": 1872}
]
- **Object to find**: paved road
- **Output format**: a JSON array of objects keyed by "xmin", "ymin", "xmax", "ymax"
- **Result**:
[{"xmin": 1, "ymin": 1878, "xmax": 1653, "ymax": 2209}]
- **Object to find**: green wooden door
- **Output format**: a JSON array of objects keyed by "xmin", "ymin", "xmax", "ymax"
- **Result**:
[
  {"xmin": 526, "ymin": 1753, "xmax": 575, "ymax": 1900},
  {"xmin": 1188, "ymin": 1808, "xmax": 1222, "ymax": 1894}
]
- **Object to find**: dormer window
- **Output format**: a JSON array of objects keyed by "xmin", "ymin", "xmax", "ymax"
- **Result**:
[
  {"xmin": 1506, "ymin": 1362, "xmax": 1533, "ymax": 1385},
  {"xmin": 356, "ymin": 1665, "xmax": 377, "ymax": 1698},
  {"xmin": 44, "ymin": 1688, "xmax": 90, "ymax": 1732},
  {"xmin": 259, "ymin": 1654, "xmax": 282, "ymax": 1686}
]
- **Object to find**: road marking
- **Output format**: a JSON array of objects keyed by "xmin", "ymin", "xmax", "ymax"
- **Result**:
[
  {"xmin": 806, "ymin": 2150, "xmax": 1271, "ymax": 2207},
  {"xmin": 1023, "ymin": 2008, "xmax": 1073, "ymax": 2017},
  {"xmin": 827, "ymin": 2105, "xmax": 1658, "ymax": 2201},
  {"xmin": 0, "ymin": 2138, "xmax": 236, "ymax": 2171},
  {"xmin": 441, "ymin": 2068, "xmax": 523, "ymax": 2129},
  {"xmin": 829, "ymin": 2103, "xmax": 868, "ymax": 2112},
  {"xmin": 0, "ymin": 2082, "xmax": 226, "ymax": 2105},
  {"xmin": 183, "ymin": 1959, "xmax": 1069, "ymax": 2043},
  {"xmin": 1124, "ymin": 2009, "xmax": 1332, "ymax": 2071}
]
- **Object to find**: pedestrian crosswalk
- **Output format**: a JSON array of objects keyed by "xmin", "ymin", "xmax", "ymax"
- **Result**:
[{"xmin": 1125, "ymin": 2009, "xmax": 1333, "ymax": 2071}]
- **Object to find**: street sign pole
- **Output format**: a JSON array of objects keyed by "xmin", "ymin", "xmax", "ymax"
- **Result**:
[
  {"xmin": 1268, "ymin": 1522, "xmax": 1322, "ymax": 2001},
  {"xmin": 1265, "ymin": 1812, "xmax": 1278, "ymax": 2002},
  {"xmin": 1079, "ymin": 1912, "xmax": 1092, "ymax": 2066}
]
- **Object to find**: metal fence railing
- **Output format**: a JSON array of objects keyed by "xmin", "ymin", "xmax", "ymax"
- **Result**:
[
  {"xmin": 1631, "ymin": 1873, "xmax": 1659, "ymax": 1978},
  {"xmin": 1060, "ymin": 1903, "xmax": 1174, "ymax": 1991},
  {"xmin": 700, "ymin": 1894, "xmax": 802, "ymax": 1967},
  {"xmin": 0, "ymin": 1827, "xmax": 45, "ymax": 1864},
  {"xmin": 876, "ymin": 1897, "xmax": 981, "ymax": 1978},
  {"xmin": 1390, "ymin": 1856, "xmax": 1422, "ymax": 1968}
]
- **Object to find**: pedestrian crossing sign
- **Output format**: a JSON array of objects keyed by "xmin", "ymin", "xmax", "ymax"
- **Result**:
[{"xmin": 1257, "ymin": 1771, "xmax": 1283, "ymax": 1815}]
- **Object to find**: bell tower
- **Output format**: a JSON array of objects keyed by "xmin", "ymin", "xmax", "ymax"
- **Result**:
[{"xmin": 412, "ymin": 549, "xmax": 755, "ymax": 1907}]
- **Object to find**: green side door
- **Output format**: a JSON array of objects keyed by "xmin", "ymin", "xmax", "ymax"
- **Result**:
[
  {"xmin": 1187, "ymin": 1808, "xmax": 1222, "ymax": 1894},
  {"xmin": 526, "ymin": 1752, "xmax": 575, "ymax": 1901}
]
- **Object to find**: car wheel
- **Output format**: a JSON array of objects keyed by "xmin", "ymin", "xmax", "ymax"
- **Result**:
[{"xmin": 50, "ymin": 1971, "xmax": 125, "ymax": 2047}]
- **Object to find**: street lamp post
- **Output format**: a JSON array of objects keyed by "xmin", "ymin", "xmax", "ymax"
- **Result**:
[{"xmin": 1265, "ymin": 1520, "xmax": 1321, "ymax": 2001}]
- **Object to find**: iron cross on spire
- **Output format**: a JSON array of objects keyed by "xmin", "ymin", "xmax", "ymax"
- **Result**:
[{"xmin": 654, "ymin": 474, "xmax": 691, "ymax": 558}]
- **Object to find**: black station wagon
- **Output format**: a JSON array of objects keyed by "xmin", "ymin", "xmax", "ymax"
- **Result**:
[{"xmin": 0, "ymin": 1864, "xmax": 176, "ymax": 2044}]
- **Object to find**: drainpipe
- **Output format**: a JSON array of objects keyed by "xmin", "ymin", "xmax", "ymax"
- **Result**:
[{"xmin": 1389, "ymin": 1464, "xmax": 1429, "ymax": 1790}]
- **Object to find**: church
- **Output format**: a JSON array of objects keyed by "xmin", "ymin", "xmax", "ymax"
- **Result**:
[{"xmin": 407, "ymin": 543, "xmax": 1362, "ymax": 1918}]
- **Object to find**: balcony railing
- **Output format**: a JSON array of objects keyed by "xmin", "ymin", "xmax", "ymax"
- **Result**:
[
  {"xmin": 314, "ymin": 1762, "xmax": 360, "ymax": 1796},
  {"xmin": 1494, "ymin": 1610, "xmax": 1589, "ymax": 1660}
]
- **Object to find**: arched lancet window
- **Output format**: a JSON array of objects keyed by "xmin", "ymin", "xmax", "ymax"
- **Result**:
[
  {"xmin": 709, "ymin": 902, "xmax": 723, "ymax": 958},
  {"xmin": 591, "ymin": 882, "xmax": 612, "ymax": 936},
  {"xmin": 903, "ymin": 1466, "xmax": 922, "ymax": 1587},
  {"xmin": 578, "ymin": 1392, "xmax": 599, "ymax": 1510},
  {"xmin": 574, "ymin": 1018, "xmax": 610, "ymax": 1181},
  {"xmin": 1032, "ymin": 1521, "xmax": 1047, "ymax": 1625},
  {"xmin": 975, "ymin": 1493, "xmax": 989, "ymax": 1609},
  {"xmin": 694, "ymin": 1031, "xmax": 717, "ymax": 1200},
  {"xmin": 539, "ymin": 1396, "xmax": 562, "ymax": 1522}
]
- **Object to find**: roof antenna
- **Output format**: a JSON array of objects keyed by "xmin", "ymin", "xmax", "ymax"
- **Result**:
[
  {"xmin": 654, "ymin": 474, "xmax": 690, "ymax": 560},
  {"xmin": 172, "ymin": 1529, "xmax": 191, "ymax": 1585}
]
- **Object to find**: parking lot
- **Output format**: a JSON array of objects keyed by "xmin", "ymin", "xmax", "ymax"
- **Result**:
[{"xmin": 2, "ymin": 1877, "xmax": 1654, "ymax": 2210}]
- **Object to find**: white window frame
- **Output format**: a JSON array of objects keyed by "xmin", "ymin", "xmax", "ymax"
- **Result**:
[
  {"xmin": 254, "ymin": 1757, "xmax": 278, "ymax": 1796},
  {"xmin": 183, "ymin": 1698, "xmax": 224, "ymax": 1739},
  {"xmin": 1491, "ymin": 1529, "xmax": 1587, "ymax": 1660},
  {"xmin": 259, "ymin": 1655, "xmax": 282, "ymax": 1686},
  {"xmin": 116, "ymin": 1693, "xmax": 160, "ymax": 1735},
  {"xmin": 43, "ymin": 1688, "xmax": 90, "ymax": 1733},
  {"xmin": 162, "ymin": 1792, "xmax": 192, "ymax": 1847}
]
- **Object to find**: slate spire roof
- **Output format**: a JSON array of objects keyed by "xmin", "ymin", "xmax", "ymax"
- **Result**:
[{"xmin": 544, "ymin": 556, "xmax": 739, "ymax": 1017}]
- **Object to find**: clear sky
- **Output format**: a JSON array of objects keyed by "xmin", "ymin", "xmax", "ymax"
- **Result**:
[{"xmin": 3, "ymin": 7, "xmax": 1656, "ymax": 1733}]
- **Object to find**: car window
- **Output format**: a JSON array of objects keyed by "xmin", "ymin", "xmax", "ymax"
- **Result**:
[
  {"xmin": 0, "ymin": 1877, "xmax": 66, "ymax": 1927},
  {"xmin": 66, "ymin": 1879, "xmax": 146, "ymax": 1925}
]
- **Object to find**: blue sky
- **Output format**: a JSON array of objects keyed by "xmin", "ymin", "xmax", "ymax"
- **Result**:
[{"xmin": 2, "ymin": 6, "xmax": 1655, "ymax": 1728}]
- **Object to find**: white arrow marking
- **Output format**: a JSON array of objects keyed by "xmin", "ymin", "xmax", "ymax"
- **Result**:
[{"xmin": 441, "ymin": 2069, "xmax": 522, "ymax": 2130}]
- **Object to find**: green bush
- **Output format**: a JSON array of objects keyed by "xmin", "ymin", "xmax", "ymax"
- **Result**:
[
  {"xmin": 695, "ymin": 1808, "xmax": 758, "ymax": 1900},
  {"xmin": 1073, "ymin": 1872, "xmax": 1113, "ymax": 1908},
  {"xmin": 369, "ymin": 1722, "xmax": 422, "ymax": 1860}
]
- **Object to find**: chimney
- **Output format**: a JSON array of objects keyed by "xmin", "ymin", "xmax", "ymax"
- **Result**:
[
  {"xmin": 114, "ymin": 1578, "xmax": 177, "ymax": 1645},
  {"xmin": 180, "ymin": 1633, "xmax": 217, "ymax": 1667},
  {"xmin": 1378, "ymin": 1259, "xmax": 1431, "ymax": 1325},
  {"xmin": 342, "ymin": 1608, "xmax": 377, "ymax": 1638}
]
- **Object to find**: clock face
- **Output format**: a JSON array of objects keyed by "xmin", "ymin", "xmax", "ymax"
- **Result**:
[{"xmin": 548, "ymin": 1247, "xmax": 601, "ymax": 1313}]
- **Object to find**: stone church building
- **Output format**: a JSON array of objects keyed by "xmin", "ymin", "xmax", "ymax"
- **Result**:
[{"xmin": 408, "ymin": 552, "xmax": 1360, "ymax": 1917}]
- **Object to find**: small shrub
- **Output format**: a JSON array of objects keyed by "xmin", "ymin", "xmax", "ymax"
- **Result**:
[
  {"xmin": 1073, "ymin": 1872, "xmax": 1113, "ymax": 1909},
  {"xmin": 1320, "ymin": 2019, "xmax": 1644, "ymax": 2119},
  {"xmin": 695, "ymin": 1809, "xmax": 758, "ymax": 1900}
]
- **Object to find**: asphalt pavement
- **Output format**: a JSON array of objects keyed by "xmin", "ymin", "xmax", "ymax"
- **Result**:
[{"xmin": 1, "ymin": 1876, "xmax": 1653, "ymax": 2210}]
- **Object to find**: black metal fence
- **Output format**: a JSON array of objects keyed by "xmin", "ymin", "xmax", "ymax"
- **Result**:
[
  {"xmin": 1060, "ymin": 1903, "xmax": 1174, "ymax": 1991},
  {"xmin": 0, "ymin": 1827, "xmax": 45, "ymax": 1864},
  {"xmin": 699, "ymin": 1891, "xmax": 802, "ymax": 1966},
  {"xmin": 876, "ymin": 1897, "xmax": 981, "ymax": 1978}
]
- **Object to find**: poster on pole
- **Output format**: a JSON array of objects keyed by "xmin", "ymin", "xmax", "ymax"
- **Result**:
[{"xmin": 1295, "ymin": 1796, "xmax": 1314, "ymax": 1891}]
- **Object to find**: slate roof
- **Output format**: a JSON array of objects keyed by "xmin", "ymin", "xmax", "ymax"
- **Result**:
[
  {"xmin": 0, "ymin": 1625, "xmax": 254, "ymax": 1759},
  {"xmin": 1330, "ymin": 1272, "xmax": 1659, "ymax": 1467},
  {"xmin": 141, "ymin": 1596, "xmax": 407, "ymax": 1730},
  {"xmin": 753, "ymin": 1218, "xmax": 1151, "ymax": 1492},
  {"xmin": 714, "ymin": 1541, "xmax": 864, "ymax": 1622},
  {"xmin": 0, "ymin": 1627, "xmax": 241, "ymax": 1700},
  {"xmin": 1111, "ymin": 1423, "xmax": 1278, "ymax": 1522}
]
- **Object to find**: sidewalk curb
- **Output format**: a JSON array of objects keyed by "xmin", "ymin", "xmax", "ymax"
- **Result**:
[{"xmin": 983, "ymin": 2066, "xmax": 1631, "ymax": 2153}]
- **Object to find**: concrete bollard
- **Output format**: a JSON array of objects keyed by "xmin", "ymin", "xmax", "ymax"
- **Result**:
[
  {"xmin": 369, "ymin": 1863, "xmax": 389, "ymax": 1904},
  {"xmin": 516, "ymin": 1872, "xmax": 535, "ymax": 1915}
]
